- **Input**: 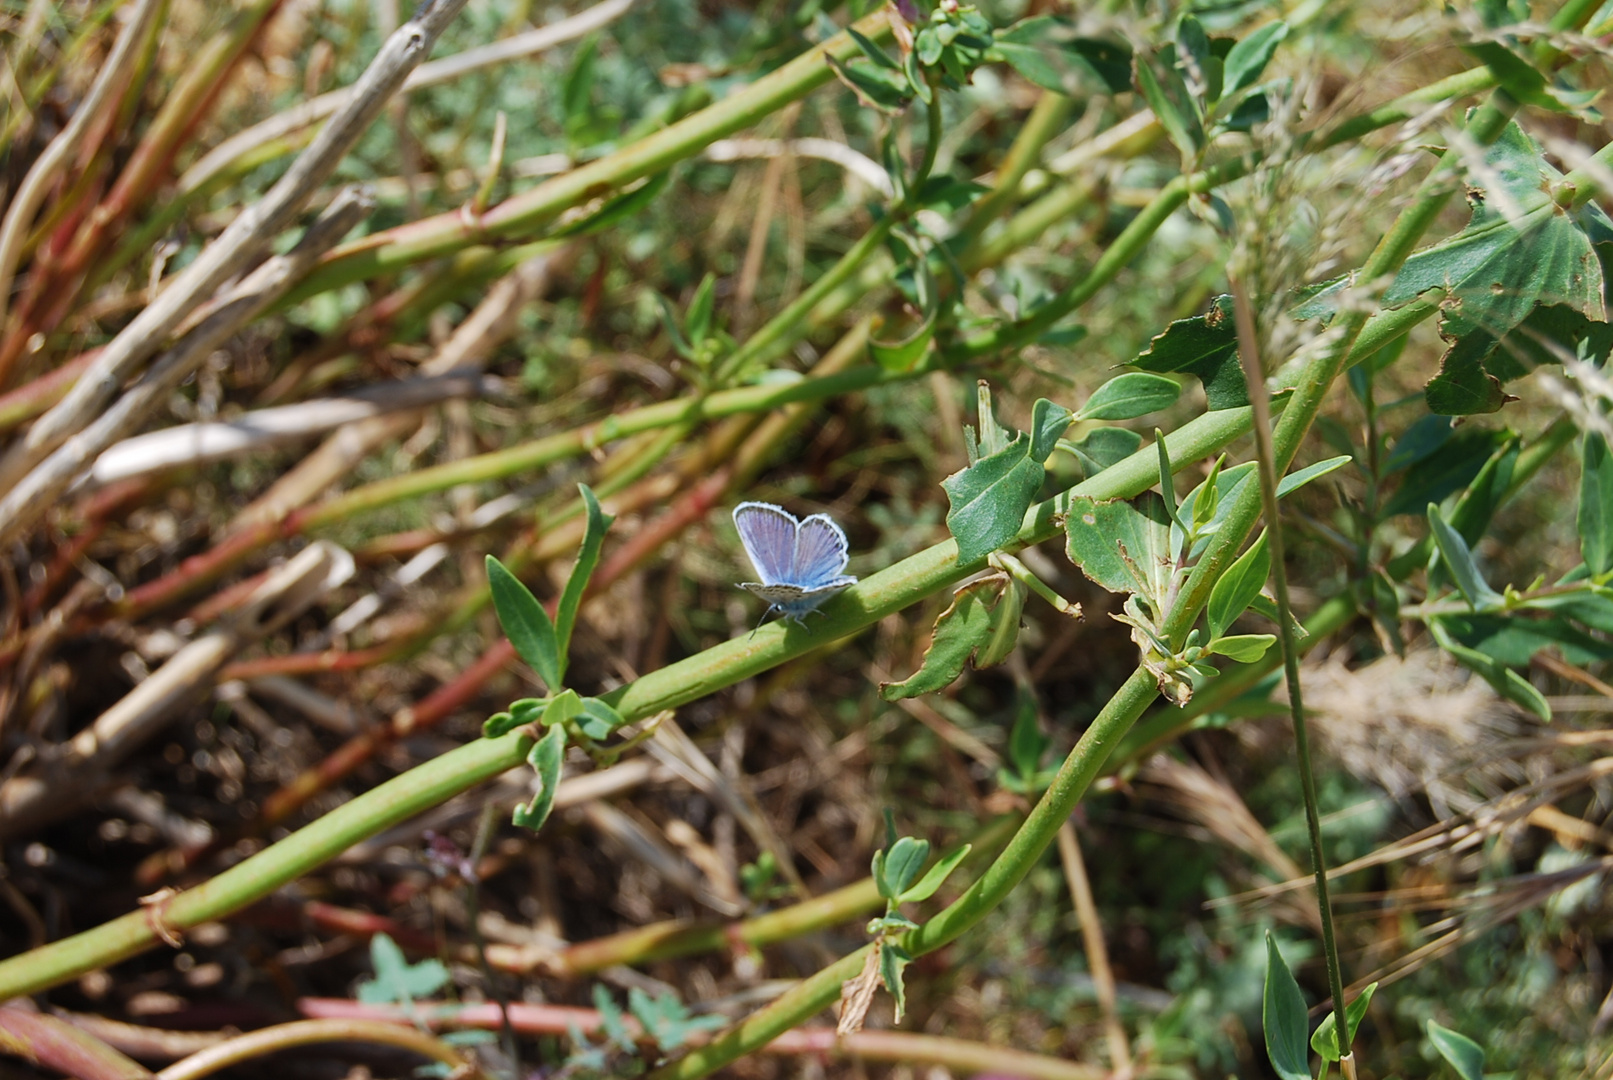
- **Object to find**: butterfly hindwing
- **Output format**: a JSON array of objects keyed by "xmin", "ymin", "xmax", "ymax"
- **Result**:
[{"xmin": 792, "ymin": 514, "xmax": 850, "ymax": 588}]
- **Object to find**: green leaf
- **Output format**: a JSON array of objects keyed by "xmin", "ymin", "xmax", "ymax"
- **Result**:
[
  {"xmin": 1447, "ymin": 436, "xmax": 1521, "ymax": 545},
  {"xmin": 1024, "ymin": 399, "xmax": 1072, "ymax": 463},
  {"xmin": 1222, "ymin": 21, "xmax": 1288, "ymax": 97},
  {"xmin": 487, "ymin": 555, "xmax": 562, "ymax": 693},
  {"xmin": 562, "ymin": 35, "xmax": 599, "ymax": 143},
  {"xmin": 1262, "ymin": 933, "xmax": 1311, "ymax": 1080},
  {"xmin": 1078, "ymin": 372, "xmax": 1182, "ymax": 421},
  {"xmin": 1068, "ymin": 38, "xmax": 1133, "ymax": 94},
  {"xmin": 1580, "ymin": 432, "xmax": 1613, "ymax": 574},
  {"xmin": 827, "ymin": 54, "xmax": 914, "ymax": 112},
  {"xmin": 1063, "ymin": 491, "xmax": 1174, "ymax": 610},
  {"xmin": 1277, "ymin": 455, "xmax": 1352, "ymax": 498},
  {"xmin": 552, "ymin": 171, "xmax": 670, "ymax": 238},
  {"xmin": 1428, "ymin": 503, "xmax": 1502, "ymax": 609},
  {"xmin": 482, "ymin": 697, "xmax": 544, "ymax": 739},
  {"xmin": 1381, "ymin": 122, "xmax": 1608, "ymax": 415},
  {"xmin": 1382, "ymin": 422, "xmax": 1508, "ymax": 517},
  {"xmin": 877, "ymin": 836, "xmax": 931, "ymax": 900},
  {"xmin": 1208, "ymin": 633, "xmax": 1276, "ymax": 662},
  {"xmin": 1429, "ymin": 617, "xmax": 1550, "ymax": 720},
  {"xmin": 543, "ymin": 688, "xmax": 583, "ymax": 727},
  {"xmin": 900, "ymin": 844, "xmax": 972, "ymax": 904},
  {"xmin": 1065, "ymin": 427, "xmax": 1144, "ymax": 476},
  {"xmin": 593, "ymin": 984, "xmax": 632, "ymax": 1047},
  {"xmin": 993, "ymin": 38, "xmax": 1071, "ymax": 94},
  {"xmin": 974, "ymin": 574, "xmax": 1025, "ymax": 669},
  {"xmin": 880, "ymin": 578, "xmax": 1005, "ymax": 699},
  {"xmin": 555, "ymin": 484, "xmax": 615, "ymax": 669},
  {"xmin": 848, "ymin": 26, "xmax": 900, "ymax": 69},
  {"xmin": 1134, "ymin": 48, "xmax": 1204, "ymax": 157},
  {"xmin": 1462, "ymin": 40, "xmax": 1600, "ymax": 114},
  {"xmin": 881, "ymin": 943, "xmax": 913, "ymax": 1023},
  {"xmin": 1130, "ymin": 296, "xmax": 1248, "ymax": 410},
  {"xmin": 1311, "ymin": 982, "xmax": 1376, "ymax": 1062},
  {"xmin": 685, "ymin": 273, "xmax": 717, "ymax": 346},
  {"xmin": 1427, "ymin": 1021, "xmax": 1485, "ymax": 1080},
  {"xmin": 512, "ymin": 723, "xmax": 566, "ymax": 832},
  {"xmin": 1208, "ymin": 532, "xmax": 1269, "ymax": 638},
  {"xmin": 1433, "ymin": 612, "xmax": 1613, "ymax": 668},
  {"xmin": 1007, "ymin": 693, "xmax": 1049, "ymax": 781},
  {"xmin": 358, "ymin": 932, "xmax": 450, "ymax": 1005},
  {"xmin": 578, "ymin": 696, "xmax": 626, "ymax": 740},
  {"xmin": 942, "ymin": 433, "xmax": 1042, "ymax": 565}
]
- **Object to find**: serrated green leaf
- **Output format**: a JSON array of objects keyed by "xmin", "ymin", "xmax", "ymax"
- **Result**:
[
  {"xmin": 899, "ymin": 843, "xmax": 971, "ymax": 903},
  {"xmin": 1130, "ymin": 296, "xmax": 1248, "ymax": 410},
  {"xmin": 1581, "ymin": 431, "xmax": 1613, "ymax": 574},
  {"xmin": 1427, "ymin": 1021, "xmax": 1485, "ymax": 1080},
  {"xmin": 880, "ymin": 578, "xmax": 1003, "ymax": 699},
  {"xmin": 1079, "ymin": 372, "xmax": 1182, "ymax": 421},
  {"xmin": 1311, "ymin": 982, "xmax": 1376, "ymax": 1062},
  {"xmin": 879, "ymin": 836, "xmax": 931, "ymax": 900},
  {"xmin": 1263, "ymin": 933, "xmax": 1311, "ymax": 1080},
  {"xmin": 1208, "ymin": 633, "xmax": 1275, "ymax": 662},
  {"xmin": 1064, "ymin": 491, "xmax": 1174, "ymax": 610},
  {"xmin": 512, "ymin": 722, "xmax": 566, "ymax": 832},
  {"xmin": 1428, "ymin": 503, "xmax": 1502, "ymax": 609},
  {"xmin": 555, "ymin": 484, "xmax": 614, "ymax": 671},
  {"xmin": 1223, "ymin": 21, "xmax": 1287, "ymax": 97},
  {"xmin": 1381, "ymin": 122, "xmax": 1607, "ymax": 415},
  {"xmin": 1277, "ymin": 455, "xmax": 1352, "ymax": 498},
  {"xmin": 1208, "ymin": 532, "xmax": 1269, "ymax": 638},
  {"xmin": 488, "ymin": 555, "xmax": 562, "ymax": 693},
  {"xmin": 943, "ymin": 433, "xmax": 1042, "ymax": 565}
]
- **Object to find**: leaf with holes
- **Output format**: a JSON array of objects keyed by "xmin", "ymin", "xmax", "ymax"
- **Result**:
[{"xmin": 1064, "ymin": 491, "xmax": 1174, "ymax": 611}]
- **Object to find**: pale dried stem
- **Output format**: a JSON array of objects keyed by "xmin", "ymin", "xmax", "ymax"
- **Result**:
[
  {"xmin": 0, "ymin": 189, "xmax": 375, "ymax": 546},
  {"xmin": 179, "ymin": 0, "xmax": 638, "ymax": 197},
  {"xmin": 0, "ymin": 0, "xmax": 165, "ymax": 327},
  {"xmin": 1057, "ymin": 821, "xmax": 1132, "ymax": 1078},
  {"xmin": 0, "ymin": 542, "xmax": 352, "ymax": 839},
  {"xmin": 0, "ymin": 0, "xmax": 471, "ymax": 499}
]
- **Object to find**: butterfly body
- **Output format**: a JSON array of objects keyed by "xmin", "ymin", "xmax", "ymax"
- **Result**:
[{"xmin": 732, "ymin": 501, "xmax": 856, "ymax": 623}]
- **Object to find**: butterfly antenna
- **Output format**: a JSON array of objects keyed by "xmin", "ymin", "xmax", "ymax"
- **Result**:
[{"xmin": 746, "ymin": 605, "xmax": 775, "ymax": 640}]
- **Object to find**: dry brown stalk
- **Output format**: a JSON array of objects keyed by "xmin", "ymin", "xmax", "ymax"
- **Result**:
[{"xmin": 0, "ymin": 0, "xmax": 471, "ymax": 498}]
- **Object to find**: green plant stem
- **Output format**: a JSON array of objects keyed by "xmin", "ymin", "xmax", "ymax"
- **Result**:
[
  {"xmin": 955, "ymin": 91, "xmax": 1075, "ymax": 245},
  {"xmin": 283, "ymin": 14, "xmax": 896, "ymax": 304},
  {"xmin": 0, "ymin": 408, "xmax": 1246, "ymax": 1003},
  {"xmin": 1229, "ymin": 274, "xmax": 1351, "ymax": 1060}
]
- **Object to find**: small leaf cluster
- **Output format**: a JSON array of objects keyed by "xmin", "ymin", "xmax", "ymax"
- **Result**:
[
  {"xmin": 563, "ymin": 984, "xmax": 726, "ymax": 1077},
  {"xmin": 997, "ymin": 691, "xmax": 1056, "ymax": 795},
  {"xmin": 485, "ymin": 485, "xmax": 636, "ymax": 832},
  {"xmin": 829, "ymin": 4, "xmax": 994, "ymax": 113},
  {"xmin": 852, "ymin": 813, "xmax": 971, "ymax": 1025},
  {"xmin": 355, "ymin": 931, "xmax": 449, "ymax": 1006},
  {"xmin": 654, "ymin": 273, "xmax": 732, "ymax": 388},
  {"xmin": 1066, "ymin": 446, "xmax": 1344, "ymax": 705}
]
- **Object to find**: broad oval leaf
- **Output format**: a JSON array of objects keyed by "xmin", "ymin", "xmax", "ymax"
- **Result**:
[
  {"xmin": 899, "ymin": 843, "xmax": 972, "ymax": 904},
  {"xmin": 943, "ymin": 434, "xmax": 1042, "ymax": 565},
  {"xmin": 879, "ymin": 836, "xmax": 931, "ymax": 900},
  {"xmin": 1065, "ymin": 427, "xmax": 1144, "ymax": 477},
  {"xmin": 488, "ymin": 555, "xmax": 562, "ymax": 693},
  {"xmin": 1262, "ymin": 933, "xmax": 1311, "ymax": 1080},
  {"xmin": 1078, "ymin": 372, "xmax": 1182, "ymax": 421},
  {"xmin": 1208, "ymin": 633, "xmax": 1275, "ymax": 663},
  {"xmin": 1030, "ymin": 398, "xmax": 1075, "ymax": 462}
]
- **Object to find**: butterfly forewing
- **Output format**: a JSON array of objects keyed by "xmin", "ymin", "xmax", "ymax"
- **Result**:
[
  {"xmin": 733, "ymin": 502, "xmax": 800, "ymax": 585},
  {"xmin": 792, "ymin": 514, "xmax": 851, "ymax": 587}
]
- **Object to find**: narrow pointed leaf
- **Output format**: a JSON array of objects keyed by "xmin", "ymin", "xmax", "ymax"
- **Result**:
[
  {"xmin": 1277, "ymin": 455, "xmax": 1352, "ymax": 498},
  {"xmin": 899, "ymin": 844, "xmax": 972, "ymax": 904},
  {"xmin": 1311, "ymin": 982, "xmax": 1376, "ymax": 1062},
  {"xmin": 555, "ymin": 484, "xmax": 615, "ymax": 671},
  {"xmin": 488, "ymin": 555, "xmax": 562, "ymax": 693},
  {"xmin": 1208, "ymin": 532, "xmax": 1270, "ymax": 638},
  {"xmin": 1263, "ymin": 933, "xmax": 1311, "ymax": 1080},
  {"xmin": 1428, "ymin": 504, "xmax": 1502, "ymax": 608},
  {"xmin": 1427, "ymin": 1021, "xmax": 1485, "ymax": 1080},
  {"xmin": 1223, "ymin": 21, "xmax": 1287, "ymax": 96}
]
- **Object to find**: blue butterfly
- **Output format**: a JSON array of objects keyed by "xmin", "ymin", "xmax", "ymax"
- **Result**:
[{"xmin": 733, "ymin": 501, "xmax": 856, "ymax": 623}]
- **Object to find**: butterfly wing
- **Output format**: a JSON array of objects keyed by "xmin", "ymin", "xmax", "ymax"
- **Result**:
[
  {"xmin": 792, "ymin": 514, "xmax": 851, "ymax": 588},
  {"xmin": 733, "ymin": 502, "xmax": 799, "ymax": 585}
]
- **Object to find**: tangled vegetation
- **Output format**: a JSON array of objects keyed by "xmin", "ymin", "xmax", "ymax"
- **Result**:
[{"xmin": 1, "ymin": 0, "xmax": 1612, "ymax": 1077}]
